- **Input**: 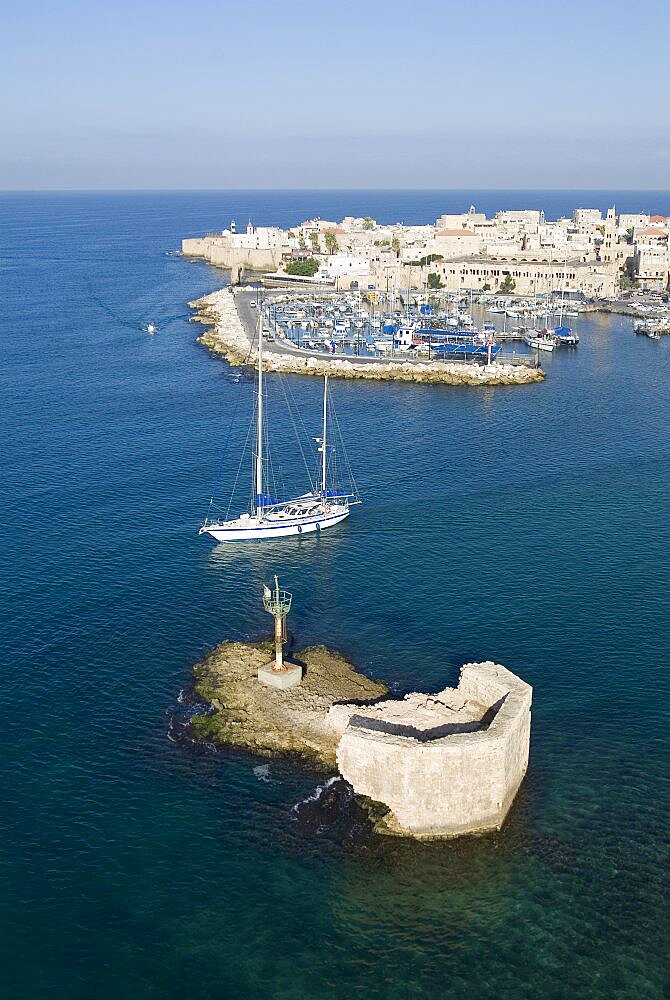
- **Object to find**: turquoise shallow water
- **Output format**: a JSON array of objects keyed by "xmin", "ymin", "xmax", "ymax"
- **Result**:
[{"xmin": 1, "ymin": 191, "xmax": 669, "ymax": 999}]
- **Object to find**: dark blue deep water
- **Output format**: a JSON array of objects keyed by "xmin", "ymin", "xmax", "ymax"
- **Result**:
[{"xmin": 1, "ymin": 191, "xmax": 669, "ymax": 999}]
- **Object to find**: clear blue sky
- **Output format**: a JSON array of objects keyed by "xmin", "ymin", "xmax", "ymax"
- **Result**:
[{"xmin": 2, "ymin": 0, "xmax": 668, "ymax": 190}]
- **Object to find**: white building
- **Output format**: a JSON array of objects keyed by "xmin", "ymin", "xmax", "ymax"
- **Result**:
[{"xmin": 572, "ymin": 208, "xmax": 603, "ymax": 227}]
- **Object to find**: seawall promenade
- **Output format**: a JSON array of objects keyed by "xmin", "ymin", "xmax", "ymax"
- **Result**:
[{"xmin": 189, "ymin": 287, "xmax": 546, "ymax": 387}]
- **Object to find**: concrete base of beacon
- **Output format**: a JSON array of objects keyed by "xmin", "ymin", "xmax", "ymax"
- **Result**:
[{"xmin": 257, "ymin": 663, "xmax": 303, "ymax": 689}]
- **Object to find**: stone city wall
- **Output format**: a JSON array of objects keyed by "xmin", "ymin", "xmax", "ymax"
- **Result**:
[{"xmin": 182, "ymin": 236, "xmax": 283, "ymax": 272}]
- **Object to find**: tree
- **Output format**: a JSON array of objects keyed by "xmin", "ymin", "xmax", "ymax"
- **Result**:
[
  {"xmin": 363, "ymin": 217, "xmax": 375, "ymax": 230},
  {"xmin": 482, "ymin": 283, "xmax": 491, "ymax": 291},
  {"xmin": 427, "ymin": 272, "xmax": 443, "ymax": 290},
  {"xmin": 308, "ymin": 232, "xmax": 321, "ymax": 253},
  {"xmin": 285, "ymin": 258, "xmax": 320, "ymax": 277},
  {"xmin": 324, "ymin": 231, "xmax": 339, "ymax": 255},
  {"xmin": 391, "ymin": 237, "xmax": 401, "ymax": 255},
  {"xmin": 499, "ymin": 274, "xmax": 516, "ymax": 294},
  {"xmin": 624, "ymin": 227, "xmax": 634, "ymax": 245}
]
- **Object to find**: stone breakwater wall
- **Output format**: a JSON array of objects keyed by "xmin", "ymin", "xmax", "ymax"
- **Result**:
[
  {"xmin": 189, "ymin": 288, "xmax": 546, "ymax": 387},
  {"xmin": 330, "ymin": 661, "xmax": 532, "ymax": 839}
]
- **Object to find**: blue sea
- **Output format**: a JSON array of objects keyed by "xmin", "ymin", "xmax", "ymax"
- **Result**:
[{"xmin": 2, "ymin": 191, "xmax": 669, "ymax": 999}]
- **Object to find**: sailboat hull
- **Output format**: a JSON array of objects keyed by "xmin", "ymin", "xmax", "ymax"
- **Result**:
[{"xmin": 200, "ymin": 505, "xmax": 350, "ymax": 542}]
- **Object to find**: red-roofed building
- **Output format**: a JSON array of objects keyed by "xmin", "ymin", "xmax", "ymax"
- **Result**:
[{"xmin": 636, "ymin": 227, "xmax": 668, "ymax": 240}]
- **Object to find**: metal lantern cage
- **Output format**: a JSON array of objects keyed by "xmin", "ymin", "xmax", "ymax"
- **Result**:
[{"xmin": 263, "ymin": 576, "xmax": 292, "ymax": 619}]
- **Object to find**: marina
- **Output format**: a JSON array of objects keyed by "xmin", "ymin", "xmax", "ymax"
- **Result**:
[{"xmin": 190, "ymin": 286, "xmax": 547, "ymax": 387}]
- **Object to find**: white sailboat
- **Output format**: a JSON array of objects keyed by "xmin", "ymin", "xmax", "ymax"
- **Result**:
[{"xmin": 199, "ymin": 312, "xmax": 359, "ymax": 543}]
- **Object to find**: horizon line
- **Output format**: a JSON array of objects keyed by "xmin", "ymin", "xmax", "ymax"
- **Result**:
[{"xmin": 2, "ymin": 186, "xmax": 670, "ymax": 195}]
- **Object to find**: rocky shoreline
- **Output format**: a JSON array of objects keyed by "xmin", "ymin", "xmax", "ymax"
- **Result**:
[
  {"xmin": 189, "ymin": 287, "xmax": 546, "ymax": 387},
  {"xmin": 186, "ymin": 639, "xmax": 389, "ymax": 770}
]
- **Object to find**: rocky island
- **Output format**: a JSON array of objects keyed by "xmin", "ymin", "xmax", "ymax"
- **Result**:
[
  {"xmin": 186, "ymin": 636, "xmax": 533, "ymax": 840},
  {"xmin": 189, "ymin": 639, "xmax": 388, "ymax": 769}
]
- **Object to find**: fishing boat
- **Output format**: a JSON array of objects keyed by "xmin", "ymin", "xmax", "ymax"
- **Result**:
[{"xmin": 199, "ymin": 314, "xmax": 359, "ymax": 543}]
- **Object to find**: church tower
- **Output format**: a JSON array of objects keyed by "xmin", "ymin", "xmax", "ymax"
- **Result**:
[{"xmin": 602, "ymin": 207, "xmax": 617, "ymax": 265}]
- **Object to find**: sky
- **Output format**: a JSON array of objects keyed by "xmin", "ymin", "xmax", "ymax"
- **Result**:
[{"xmin": 1, "ymin": 0, "xmax": 669, "ymax": 190}]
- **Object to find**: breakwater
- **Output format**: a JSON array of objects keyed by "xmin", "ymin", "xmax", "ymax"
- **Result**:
[
  {"xmin": 189, "ymin": 288, "xmax": 546, "ymax": 386},
  {"xmin": 186, "ymin": 638, "xmax": 532, "ymax": 839}
]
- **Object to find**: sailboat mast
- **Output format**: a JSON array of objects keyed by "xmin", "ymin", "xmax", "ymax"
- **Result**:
[
  {"xmin": 321, "ymin": 375, "xmax": 328, "ymax": 496},
  {"xmin": 559, "ymin": 255, "xmax": 567, "ymax": 326},
  {"xmin": 255, "ymin": 305, "xmax": 263, "ymax": 514}
]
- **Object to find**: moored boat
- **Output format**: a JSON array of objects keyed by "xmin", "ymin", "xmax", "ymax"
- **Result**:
[
  {"xmin": 554, "ymin": 325, "xmax": 579, "ymax": 346},
  {"xmin": 524, "ymin": 329, "xmax": 558, "ymax": 352}
]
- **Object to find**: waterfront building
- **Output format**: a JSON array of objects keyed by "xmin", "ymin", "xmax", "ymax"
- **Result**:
[
  {"xmin": 182, "ymin": 225, "xmax": 289, "ymax": 271},
  {"xmin": 431, "ymin": 228, "xmax": 484, "ymax": 258},
  {"xmin": 633, "ymin": 225, "xmax": 669, "ymax": 291},
  {"xmin": 427, "ymin": 254, "xmax": 616, "ymax": 297},
  {"xmin": 182, "ymin": 203, "xmax": 667, "ymax": 296},
  {"xmin": 317, "ymin": 252, "xmax": 371, "ymax": 286},
  {"xmin": 436, "ymin": 205, "xmax": 488, "ymax": 231}
]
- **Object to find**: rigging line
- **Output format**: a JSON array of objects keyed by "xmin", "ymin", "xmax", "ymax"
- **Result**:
[
  {"xmin": 226, "ymin": 405, "xmax": 255, "ymax": 520},
  {"xmin": 280, "ymin": 371, "xmax": 319, "ymax": 458},
  {"xmin": 263, "ymin": 389, "xmax": 286, "ymax": 503},
  {"xmin": 203, "ymin": 380, "xmax": 247, "ymax": 520},
  {"xmin": 276, "ymin": 373, "xmax": 316, "ymax": 492},
  {"xmin": 265, "ymin": 390, "xmax": 283, "ymax": 501},
  {"xmin": 328, "ymin": 391, "xmax": 359, "ymax": 497}
]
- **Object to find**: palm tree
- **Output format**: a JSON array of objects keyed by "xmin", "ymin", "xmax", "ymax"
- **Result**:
[{"xmin": 324, "ymin": 231, "xmax": 339, "ymax": 255}]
